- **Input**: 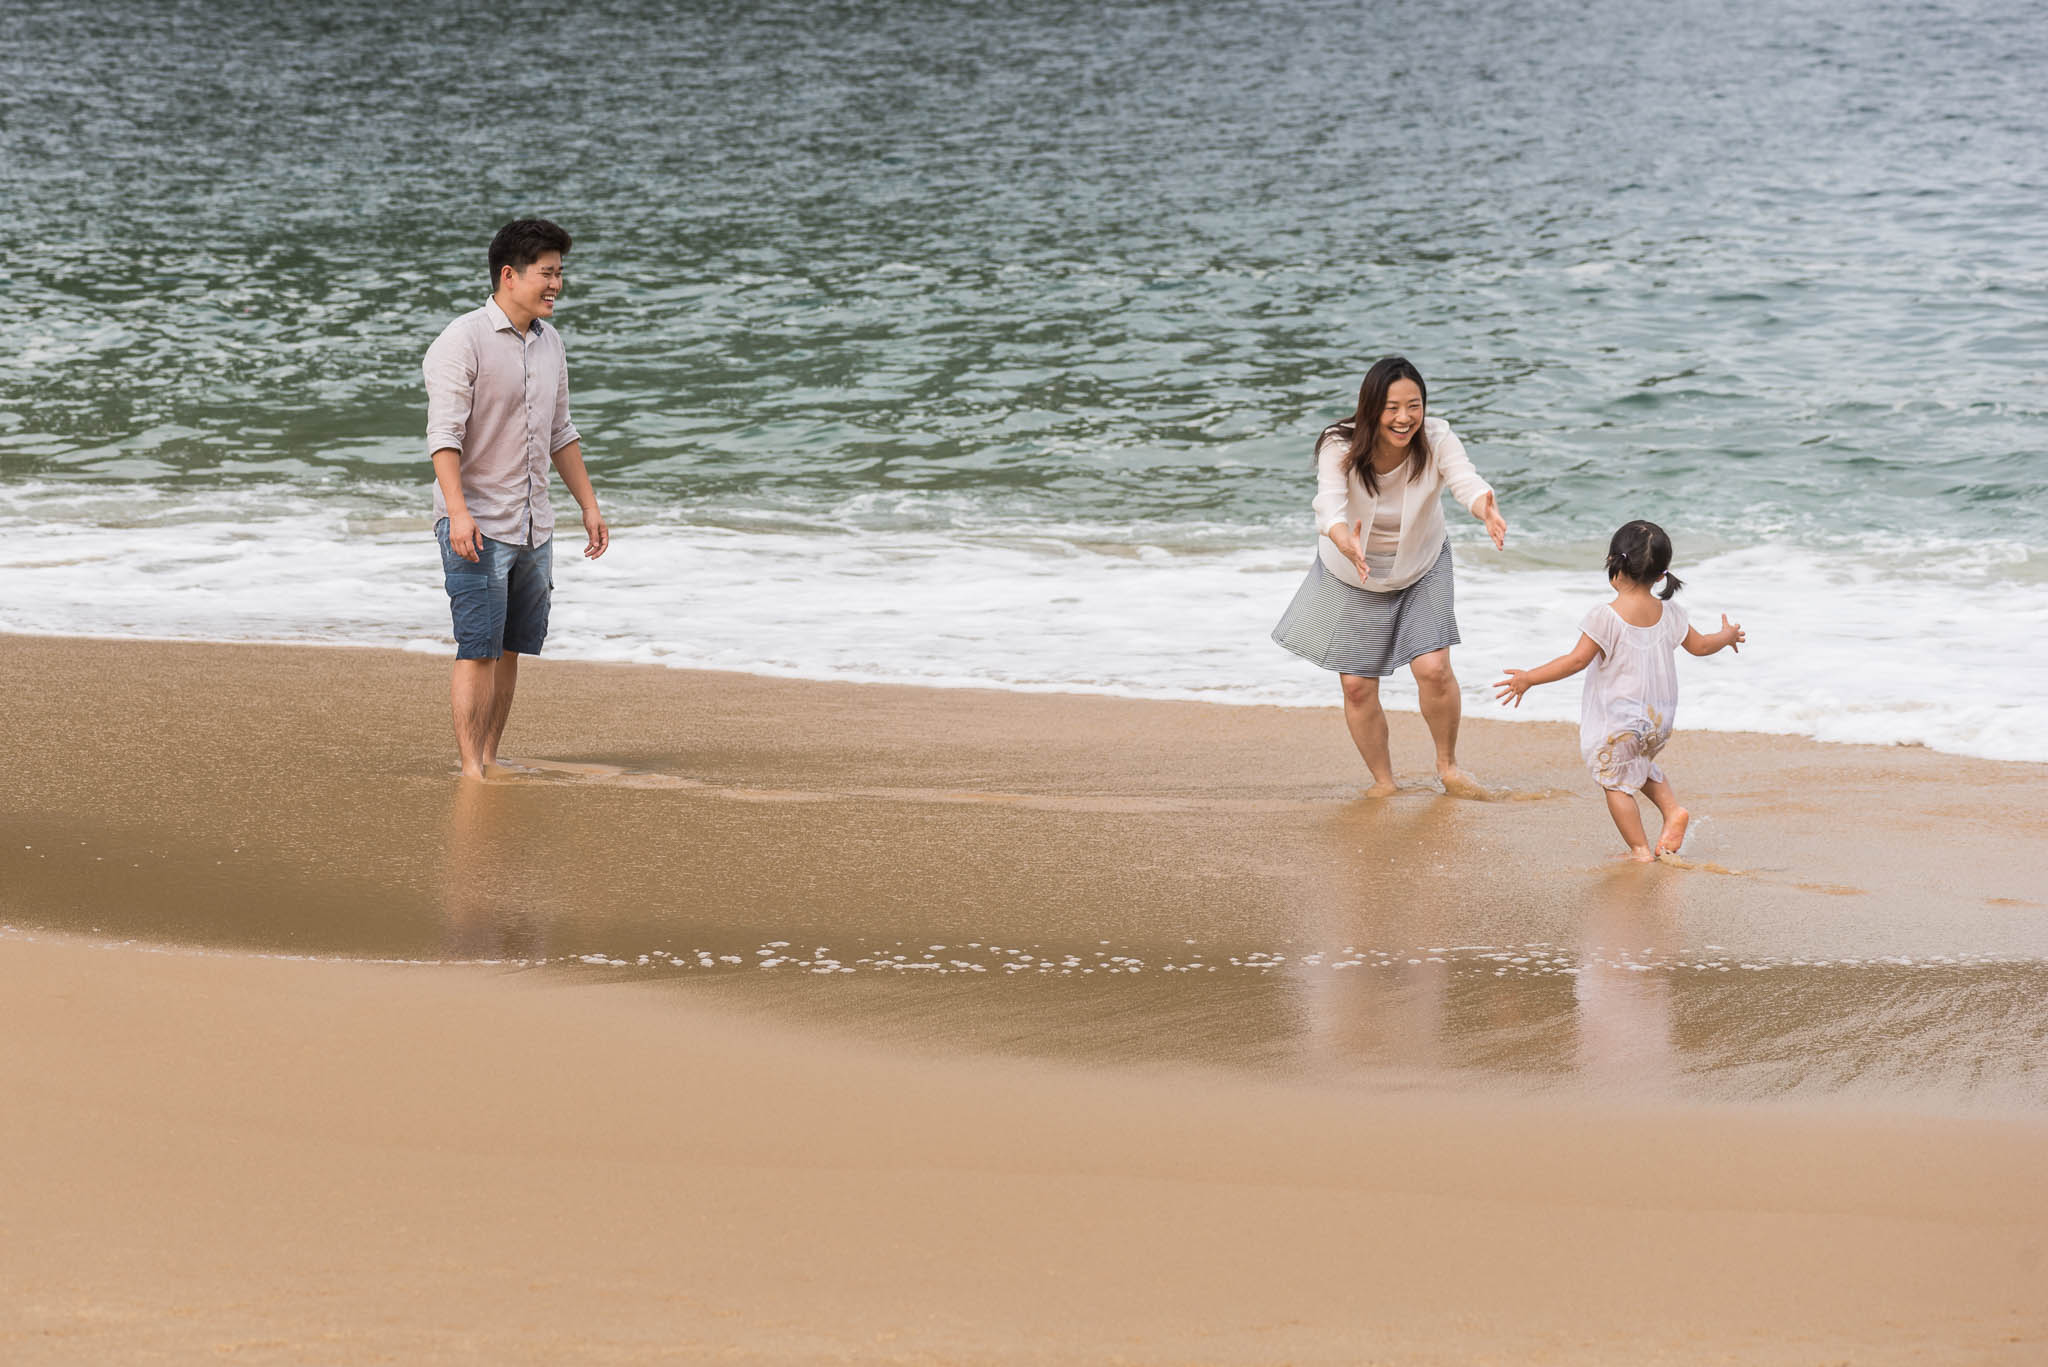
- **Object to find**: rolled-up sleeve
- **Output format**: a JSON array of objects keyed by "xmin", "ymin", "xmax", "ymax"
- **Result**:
[
  {"xmin": 1312, "ymin": 430, "xmax": 1353, "ymax": 533},
  {"xmin": 549, "ymin": 345, "xmax": 580, "ymax": 455},
  {"xmin": 423, "ymin": 324, "xmax": 476, "ymax": 457},
  {"xmin": 1433, "ymin": 423, "xmax": 1495, "ymax": 514}
]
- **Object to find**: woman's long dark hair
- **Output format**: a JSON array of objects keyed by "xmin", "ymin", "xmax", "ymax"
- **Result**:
[
  {"xmin": 1606, "ymin": 520, "xmax": 1685, "ymax": 600},
  {"xmin": 1317, "ymin": 356, "xmax": 1434, "ymax": 496}
]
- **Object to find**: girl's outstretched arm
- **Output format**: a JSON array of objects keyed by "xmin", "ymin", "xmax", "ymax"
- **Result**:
[
  {"xmin": 1682, "ymin": 614, "xmax": 1746, "ymax": 656},
  {"xmin": 1494, "ymin": 633, "xmax": 1602, "ymax": 707}
]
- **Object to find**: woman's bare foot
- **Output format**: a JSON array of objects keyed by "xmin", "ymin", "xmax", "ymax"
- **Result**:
[
  {"xmin": 1436, "ymin": 766, "xmax": 1493, "ymax": 800},
  {"xmin": 1656, "ymin": 807, "xmax": 1691, "ymax": 855}
]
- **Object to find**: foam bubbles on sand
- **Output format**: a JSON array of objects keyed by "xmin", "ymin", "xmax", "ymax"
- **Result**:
[{"xmin": 505, "ymin": 936, "xmax": 2029, "ymax": 981}]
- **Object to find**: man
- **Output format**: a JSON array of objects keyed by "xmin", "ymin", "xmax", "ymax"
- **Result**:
[{"xmin": 424, "ymin": 218, "xmax": 609, "ymax": 779}]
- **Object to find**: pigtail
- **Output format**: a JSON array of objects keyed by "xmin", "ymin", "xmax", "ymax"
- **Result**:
[{"xmin": 1606, "ymin": 519, "xmax": 1681, "ymax": 596}]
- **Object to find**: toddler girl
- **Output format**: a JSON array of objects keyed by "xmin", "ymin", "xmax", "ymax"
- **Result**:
[{"xmin": 1494, "ymin": 520, "xmax": 1744, "ymax": 861}]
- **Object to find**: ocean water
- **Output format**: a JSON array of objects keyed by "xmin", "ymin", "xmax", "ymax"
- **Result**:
[{"xmin": 5, "ymin": 0, "xmax": 2046, "ymax": 759}]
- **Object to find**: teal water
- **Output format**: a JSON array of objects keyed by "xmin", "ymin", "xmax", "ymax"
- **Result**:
[{"xmin": 4, "ymin": 0, "xmax": 2046, "ymax": 753}]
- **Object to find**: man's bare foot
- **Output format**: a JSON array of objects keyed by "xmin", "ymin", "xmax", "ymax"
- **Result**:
[
  {"xmin": 1436, "ymin": 766, "xmax": 1493, "ymax": 800},
  {"xmin": 1656, "ymin": 807, "xmax": 1691, "ymax": 855},
  {"xmin": 1363, "ymin": 778, "xmax": 1401, "ymax": 798}
]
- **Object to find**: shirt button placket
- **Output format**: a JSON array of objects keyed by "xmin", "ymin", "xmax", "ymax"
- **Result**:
[{"xmin": 523, "ymin": 338, "xmax": 535, "ymax": 546}]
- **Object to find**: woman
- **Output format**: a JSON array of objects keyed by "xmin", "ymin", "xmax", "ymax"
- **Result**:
[{"xmin": 1272, "ymin": 356, "xmax": 1507, "ymax": 796}]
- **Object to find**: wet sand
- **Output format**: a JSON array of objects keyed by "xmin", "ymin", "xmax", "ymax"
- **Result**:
[{"xmin": 4, "ymin": 634, "xmax": 2047, "ymax": 1362}]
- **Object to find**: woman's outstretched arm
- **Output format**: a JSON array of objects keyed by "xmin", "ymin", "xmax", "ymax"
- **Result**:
[
  {"xmin": 1494, "ymin": 633, "xmax": 1602, "ymax": 707},
  {"xmin": 1433, "ymin": 425, "xmax": 1507, "ymax": 549}
]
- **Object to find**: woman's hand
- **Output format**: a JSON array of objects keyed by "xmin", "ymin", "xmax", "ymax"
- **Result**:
[
  {"xmin": 1328, "ymin": 519, "xmax": 1372, "ymax": 581},
  {"xmin": 1493, "ymin": 669, "xmax": 1533, "ymax": 707},
  {"xmin": 1475, "ymin": 492, "xmax": 1507, "ymax": 550}
]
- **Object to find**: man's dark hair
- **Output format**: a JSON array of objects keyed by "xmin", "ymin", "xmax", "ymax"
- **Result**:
[{"xmin": 488, "ymin": 218, "xmax": 572, "ymax": 290}]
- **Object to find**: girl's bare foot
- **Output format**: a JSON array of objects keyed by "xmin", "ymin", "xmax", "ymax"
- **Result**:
[
  {"xmin": 1628, "ymin": 846, "xmax": 1657, "ymax": 862},
  {"xmin": 1656, "ymin": 807, "xmax": 1691, "ymax": 855},
  {"xmin": 1364, "ymin": 778, "xmax": 1400, "ymax": 798}
]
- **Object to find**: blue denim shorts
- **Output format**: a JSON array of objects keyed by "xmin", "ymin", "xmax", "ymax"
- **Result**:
[{"xmin": 437, "ymin": 520, "xmax": 552, "ymax": 660}]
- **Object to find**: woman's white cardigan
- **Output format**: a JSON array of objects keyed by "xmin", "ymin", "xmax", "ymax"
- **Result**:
[{"xmin": 1312, "ymin": 416, "xmax": 1494, "ymax": 592}]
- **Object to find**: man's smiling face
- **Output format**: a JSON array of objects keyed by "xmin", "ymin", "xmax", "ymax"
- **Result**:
[{"xmin": 499, "ymin": 250, "xmax": 564, "ymax": 324}]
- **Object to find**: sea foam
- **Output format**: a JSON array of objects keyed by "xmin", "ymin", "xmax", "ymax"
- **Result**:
[{"xmin": 2, "ymin": 484, "xmax": 2042, "ymax": 762}]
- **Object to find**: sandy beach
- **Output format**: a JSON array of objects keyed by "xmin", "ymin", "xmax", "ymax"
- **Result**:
[{"xmin": 4, "ymin": 633, "xmax": 2047, "ymax": 1364}]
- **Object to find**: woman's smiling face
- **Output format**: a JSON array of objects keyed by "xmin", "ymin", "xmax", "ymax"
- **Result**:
[{"xmin": 1378, "ymin": 378, "xmax": 1425, "ymax": 449}]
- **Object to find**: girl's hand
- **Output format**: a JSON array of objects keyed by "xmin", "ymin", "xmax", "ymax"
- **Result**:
[
  {"xmin": 1493, "ymin": 669, "xmax": 1532, "ymax": 707},
  {"xmin": 1476, "ymin": 491, "xmax": 1507, "ymax": 550},
  {"xmin": 1721, "ymin": 614, "xmax": 1745, "ymax": 652}
]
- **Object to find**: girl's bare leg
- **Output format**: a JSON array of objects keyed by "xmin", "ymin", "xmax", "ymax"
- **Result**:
[
  {"xmin": 1602, "ymin": 788, "xmax": 1656, "ymax": 861},
  {"xmin": 1641, "ymin": 775, "xmax": 1690, "ymax": 854},
  {"xmin": 1339, "ymin": 673, "xmax": 1399, "ymax": 797}
]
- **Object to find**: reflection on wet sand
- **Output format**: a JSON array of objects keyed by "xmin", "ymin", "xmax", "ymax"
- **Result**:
[
  {"xmin": 1293, "ymin": 792, "xmax": 1461, "ymax": 1081},
  {"xmin": 1573, "ymin": 864, "xmax": 1681, "ymax": 1095},
  {"xmin": 443, "ymin": 779, "xmax": 555, "ymax": 961},
  {"xmin": 674, "ymin": 935, "xmax": 2048, "ymax": 1107}
]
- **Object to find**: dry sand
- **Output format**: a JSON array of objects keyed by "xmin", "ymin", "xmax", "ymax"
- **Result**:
[{"xmin": 3, "ymin": 634, "xmax": 2046, "ymax": 1363}]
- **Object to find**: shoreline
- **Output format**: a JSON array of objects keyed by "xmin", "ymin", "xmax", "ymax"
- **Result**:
[{"xmin": 3, "ymin": 597, "xmax": 2036, "ymax": 762}]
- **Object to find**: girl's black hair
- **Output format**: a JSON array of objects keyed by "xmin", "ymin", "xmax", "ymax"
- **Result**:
[{"xmin": 1606, "ymin": 520, "xmax": 1684, "ymax": 600}]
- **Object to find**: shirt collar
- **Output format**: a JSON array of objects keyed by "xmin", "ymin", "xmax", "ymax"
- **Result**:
[{"xmin": 482, "ymin": 296, "xmax": 543, "ymax": 338}]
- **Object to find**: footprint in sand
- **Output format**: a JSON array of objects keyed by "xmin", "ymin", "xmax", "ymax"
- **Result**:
[
  {"xmin": 1386, "ymin": 774, "xmax": 1570, "ymax": 803},
  {"xmin": 492, "ymin": 758, "xmax": 628, "ymax": 780},
  {"xmin": 1653, "ymin": 854, "xmax": 1749, "ymax": 877}
]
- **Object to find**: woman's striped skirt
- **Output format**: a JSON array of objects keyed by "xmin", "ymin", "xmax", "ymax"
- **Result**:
[{"xmin": 1271, "ymin": 538, "xmax": 1460, "ymax": 678}]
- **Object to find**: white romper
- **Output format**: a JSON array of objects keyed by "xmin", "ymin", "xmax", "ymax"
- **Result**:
[{"xmin": 1578, "ymin": 600, "xmax": 1690, "ymax": 793}]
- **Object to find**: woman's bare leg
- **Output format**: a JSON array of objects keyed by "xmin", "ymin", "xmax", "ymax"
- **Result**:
[
  {"xmin": 1339, "ymin": 673, "xmax": 1399, "ymax": 796},
  {"xmin": 1409, "ymin": 649, "xmax": 1479, "ymax": 793},
  {"xmin": 1641, "ymin": 775, "xmax": 1690, "ymax": 854},
  {"xmin": 1603, "ymin": 789, "xmax": 1656, "ymax": 861}
]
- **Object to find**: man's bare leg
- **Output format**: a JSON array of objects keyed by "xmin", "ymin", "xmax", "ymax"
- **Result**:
[
  {"xmin": 1603, "ymin": 788, "xmax": 1656, "ymax": 861},
  {"xmin": 480, "ymin": 650, "xmax": 521, "ymax": 769},
  {"xmin": 1339, "ymin": 673, "xmax": 1400, "ymax": 797},
  {"xmin": 1411, "ymin": 649, "xmax": 1481, "ymax": 795},
  {"xmin": 1641, "ymin": 775, "xmax": 1690, "ymax": 854},
  {"xmin": 450, "ymin": 658, "xmax": 497, "ymax": 780}
]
